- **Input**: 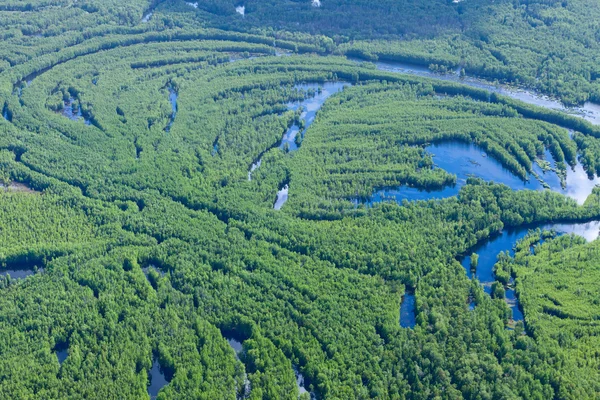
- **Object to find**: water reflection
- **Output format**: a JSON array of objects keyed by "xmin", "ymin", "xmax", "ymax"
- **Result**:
[
  {"xmin": 0, "ymin": 267, "xmax": 42, "ymax": 280},
  {"xmin": 60, "ymin": 97, "xmax": 91, "ymax": 125},
  {"xmin": 228, "ymin": 338, "xmax": 243, "ymax": 355},
  {"xmin": 279, "ymin": 82, "xmax": 348, "ymax": 153},
  {"xmin": 267, "ymin": 82, "xmax": 348, "ymax": 206},
  {"xmin": 165, "ymin": 86, "xmax": 177, "ymax": 132},
  {"xmin": 2, "ymin": 103, "xmax": 10, "ymax": 121},
  {"xmin": 357, "ymin": 141, "xmax": 543, "ymax": 205},
  {"xmin": 356, "ymin": 141, "xmax": 600, "ymax": 206},
  {"xmin": 56, "ymin": 349, "xmax": 68, "ymax": 365},
  {"xmin": 368, "ymin": 59, "xmax": 600, "ymax": 126},
  {"xmin": 226, "ymin": 338, "xmax": 251, "ymax": 399},
  {"xmin": 247, "ymin": 159, "xmax": 261, "ymax": 181},
  {"xmin": 273, "ymin": 184, "xmax": 288, "ymax": 210}
]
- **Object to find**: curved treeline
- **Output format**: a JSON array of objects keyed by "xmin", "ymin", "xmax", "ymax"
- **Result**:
[
  {"xmin": 282, "ymin": 81, "xmax": 577, "ymax": 215},
  {"xmin": 1, "ymin": 1, "xmax": 600, "ymax": 399}
]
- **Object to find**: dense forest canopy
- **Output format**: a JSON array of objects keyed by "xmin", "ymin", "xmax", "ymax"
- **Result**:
[{"xmin": 1, "ymin": 0, "xmax": 600, "ymax": 399}]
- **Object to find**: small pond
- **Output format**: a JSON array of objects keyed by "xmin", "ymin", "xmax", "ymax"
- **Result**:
[
  {"xmin": 400, "ymin": 292, "xmax": 416, "ymax": 328},
  {"xmin": 148, "ymin": 357, "xmax": 170, "ymax": 400}
]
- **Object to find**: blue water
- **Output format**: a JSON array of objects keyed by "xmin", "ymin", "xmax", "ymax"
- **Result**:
[
  {"xmin": 56, "ymin": 348, "xmax": 68, "ymax": 365},
  {"xmin": 227, "ymin": 338, "xmax": 243, "ymax": 356},
  {"xmin": 461, "ymin": 221, "xmax": 600, "ymax": 321},
  {"xmin": 279, "ymin": 82, "xmax": 348, "ymax": 152},
  {"xmin": 358, "ymin": 140, "xmax": 600, "ymax": 206},
  {"xmin": 359, "ymin": 141, "xmax": 544, "ymax": 205},
  {"xmin": 0, "ymin": 267, "xmax": 40, "ymax": 280},
  {"xmin": 273, "ymin": 184, "xmax": 288, "ymax": 210},
  {"xmin": 400, "ymin": 293, "xmax": 416, "ymax": 328},
  {"xmin": 226, "ymin": 338, "xmax": 251, "ymax": 398},
  {"xmin": 270, "ymin": 82, "xmax": 349, "ymax": 208},
  {"xmin": 60, "ymin": 97, "xmax": 91, "ymax": 125},
  {"xmin": 148, "ymin": 357, "xmax": 170, "ymax": 399}
]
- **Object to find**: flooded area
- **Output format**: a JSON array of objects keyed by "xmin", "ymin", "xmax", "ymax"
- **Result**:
[
  {"xmin": 2, "ymin": 103, "xmax": 10, "ymax": 121},
  {"xmin": 461, "ymin": 221, "xmax": 600, "ymax": 322},
  {"xmin": 278, "ymin": 82, "xmax": 348, "ymax": 153},
  {"xmin": 252, "ymin": 82, "xmax": 349, "ymax": 181},
  {"xmin": 0, "ymin": 268, "xmax": 37, "ymax": 280},
  {"xmin": 0, "ymin": 261, "xmax": 43, "ymax": 280},
  {"xmin": 247, "ymin": 159, "xmax": 261, "ymax": 181},
  {"xmin": 0, "ymin": 182, "xmax": 39, "ymax": 194},
  {"xmin": 293, "ymin": 365, "xmax": 316, "ymax": 399},
  {"xmin": 226, "ymin": 338, "xmax": 251, "ymax": 399},
  {"xmin": 355, "ymin": 140, "xmax": 600, "ymax": 206},
  {"xmin": 60, "ymin": 97, "xmax": 91, "ymax": 125},
  {"xmin": 265, "ymin": 82, "xmax": 348, "ymax": 206},
  {"xmin": 56, "ymin": 348, "xmax": 68, "ymax": 365}
]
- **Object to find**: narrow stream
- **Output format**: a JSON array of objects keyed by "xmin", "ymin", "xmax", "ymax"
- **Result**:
[
  {"xmin": 56, "ymin": 349, "xmax": 68, "ymax": 365},
  {"xmin": 279, "ymin": 82, "xmax": 348, "ymax": 153},
  {"xmin": 293, "ymin": 365, "xmax": 316, "ymax": 399},
  {"xmin": 267, "ymin": 82, "xmax": 348, "ymax": 209},
  {"xmin": 273, "ymin": 184, "xmax": 289, "ymax": 210},
  {"xmin": 0, "ymin": 266, "xmax": 43, "ymax": 280},
  {"xmin": 60, "ymin": 97, "xmax": 91, "ymax": 125},
  {"xmin": 165, "ymin": 86, "xmax": 177, "ymax": 132},
  {"xmin": 2, "ymin": 103, "xmax": 10, "ymax": 121},
  {"xmin": 251, "ymin": 82, "xmax": 349, "ymax": 181}
]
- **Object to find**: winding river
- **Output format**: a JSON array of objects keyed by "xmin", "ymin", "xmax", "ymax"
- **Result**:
[
  {"xmin": 226, "ymin": 338, "xmax": 251, "ymax": 399},
  {"xmin": 356, "ymin": 140, "xmax": 600, "ymax": 206},
  {"xmin": 361, "ymin": 59, "xmax": 600, "ymax": 326},
  {"xmin": 60, "ymin": 97, "xmax": 92, "ymax": 125}
]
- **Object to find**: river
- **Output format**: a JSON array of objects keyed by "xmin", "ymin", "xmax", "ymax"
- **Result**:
[{"xmin": 368, "ymin": 59, "xmax": 600, "ymax": 126}]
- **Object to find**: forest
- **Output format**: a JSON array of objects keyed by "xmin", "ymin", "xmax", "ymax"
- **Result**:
[{"xmin": 1, "ymin": 0, "xmax": 600, "ymax": 399}]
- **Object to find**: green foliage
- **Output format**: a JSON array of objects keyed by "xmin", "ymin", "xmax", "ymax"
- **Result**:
[{"xmin": 0, "ymin": 2, "xmax": 599, "ymax": 399}]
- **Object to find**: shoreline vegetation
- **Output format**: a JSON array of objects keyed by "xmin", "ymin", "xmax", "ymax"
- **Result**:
[{"xmin": 1, "ymin": 0, "xmax": 600, "ymax": 398}]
